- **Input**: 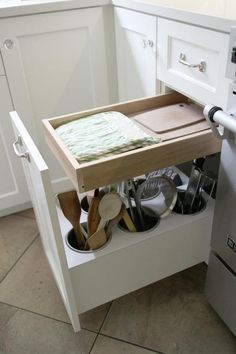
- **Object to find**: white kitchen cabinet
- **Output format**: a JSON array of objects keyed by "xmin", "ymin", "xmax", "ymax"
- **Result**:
[
  {"xmin": 12, "ymin": 110, "xmax": 215, "ymax": 332},
  {"xmin": 0, "ymin": 76, "xmax": 30, "ymax": 216},
  {"xmin": 0, "ymin": 4, "xmax": 230, "ymax": 216},
  {"xmin": 114, "ymin": 7, "xmax": 159, "ymax": 102},
  {"xmin": 0, "ymin": 54, "xmax": 4, "ymax": 76},
  {"xmin": 0, "ymin": 7, "xmax": 110, "ymax": 194},
  {"xmin": 157, "ymin": 18, "xmax": 230, "ymax": 108}
]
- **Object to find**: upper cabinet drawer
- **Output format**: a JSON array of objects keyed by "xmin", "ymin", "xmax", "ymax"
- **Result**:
[
  {"xmin": 157, "ymin": 18, "xmax": 230, "ymax": 108},
  {"xmin": 0, "ymin": 54, "xmax": 4, "ymax": 76}
]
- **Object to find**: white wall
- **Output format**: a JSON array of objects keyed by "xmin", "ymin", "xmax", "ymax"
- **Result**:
[{"xmin": 146, "ymin": 0, "xmax": 236, "ymax": 19}]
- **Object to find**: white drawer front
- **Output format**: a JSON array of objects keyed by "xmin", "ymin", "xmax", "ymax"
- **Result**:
[
  {"xmin": 0, "ymin": 54, "xmax": 4, "ymax": 75},
  {"xmin": 157, "ymin": 18, "xmax": 230, "ymax": 108}
]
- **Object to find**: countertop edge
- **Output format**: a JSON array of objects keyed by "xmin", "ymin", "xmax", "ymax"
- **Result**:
[
  {"xmin": 0, "ymin": 0, "xmax": 109, "ymax": 18},
  {"xmin": 112, "ymin": 0, "xmax": 236, "ymax": 33},
  {"xmin": 0, "ymin": 0, "xmax": 236, "ymax": 33}
]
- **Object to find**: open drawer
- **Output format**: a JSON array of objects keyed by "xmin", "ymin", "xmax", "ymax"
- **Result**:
[{"xmin": 42, "ymin": 92, "xmax": 221, "ymax": 193}]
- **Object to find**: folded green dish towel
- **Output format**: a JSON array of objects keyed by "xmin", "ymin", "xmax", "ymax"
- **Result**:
[{"xmin": 56, "ymin": 111, "xmax": 160, "ymax": 163}]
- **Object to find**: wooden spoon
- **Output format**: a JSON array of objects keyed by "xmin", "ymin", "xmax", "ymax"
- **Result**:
[
  {"xmin": 106, "ymin": 203, "xmax": 126, "ymax": 237},
  {"xmin": 57, "ymin": 190, "xmax": 85, "ymax": 248},
  {"xmin": 97, "ymin": 193, "xmax": 122, "ymax": 231}
]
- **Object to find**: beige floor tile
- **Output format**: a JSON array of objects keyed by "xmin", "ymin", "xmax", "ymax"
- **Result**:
[
  {"xmin": 101, "ymin": 264, "xmax": 236, "ymax": 354},
  {"xmin": 0, "ymin": 308, "xmax": 96, "ymax": 354},
  {"xmin": 0, "ymin": 303, "xmax": 18, "ymax": 330},
  {"xmin": 80, "ymin": 303, "xmax": 111, "ymax": 332},
  {"xmin": 16, "ymin": 208, "xmax": 35, "ymax": 219},
  {"xmin": 0, "ymin": 268, "xmax": 7, "ymax": 285},
  {"xmin": 0, "ymin": 237, "xmax": 110, "ymax": 331},
  {"xmin": 91, "ymin": 335, "xmax": 158, "ymax": 354},
  {"xmin": 0, "ymin": 214, "xmax": 38, "ymax": 282}
]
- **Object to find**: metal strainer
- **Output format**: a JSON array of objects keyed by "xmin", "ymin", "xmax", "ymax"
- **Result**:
[{"xmin": 136, "ymin": 175, "xmax": 177, "ymax": 218}]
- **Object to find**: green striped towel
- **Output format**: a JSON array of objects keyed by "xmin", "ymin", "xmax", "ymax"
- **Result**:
[{"xmin": 56, "ymin": 111, "xmax": 160, "ymax": 163}]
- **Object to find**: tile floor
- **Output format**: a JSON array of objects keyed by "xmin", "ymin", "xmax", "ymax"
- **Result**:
[{"xmin": 0, "ymin": 209, "xmax": 236, "ymax": 354}]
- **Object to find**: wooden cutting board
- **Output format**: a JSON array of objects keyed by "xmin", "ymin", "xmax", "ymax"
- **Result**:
[
  {"xmin": 160, "ymin": 120, "xmax": 210, "ymax": 141},
  {"xmin": 134, "ymin": 103, "xmax": 204, "ymax": 133}
]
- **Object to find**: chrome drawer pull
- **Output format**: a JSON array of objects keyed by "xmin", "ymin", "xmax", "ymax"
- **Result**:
[
  {"xmin": 13, "ymin": 135, "xmax": 30, "ymax": 161},
  {"xmin": 179, "ymin": 53, "xmax": 206, "ymax": 72},
  {"xmin": 142, "ymin": 39, "xmax": 154, "ymax": 48},
  {"xmin": 4, "ymin": 39, "xmax": 14, "ymax": 50}
]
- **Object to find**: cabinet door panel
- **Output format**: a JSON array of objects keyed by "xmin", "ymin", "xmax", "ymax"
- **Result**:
[
  {"xmin": 11, "ymin": 111, "xmax": 80, "ymax": 331},
  {"xmin": 0, "ymin": 77, "xmax": 29, "ymax": 214},
  {"xmin": 0, "ymin": 54, "xmax": 4, "ymax": 76},
  {"xmin": 0, "ymin": 8, "xmax": 109, "ymax": 191},
  {"xmin": 114, "ymin": 7, "xmax": 158, "ymax": 102}
]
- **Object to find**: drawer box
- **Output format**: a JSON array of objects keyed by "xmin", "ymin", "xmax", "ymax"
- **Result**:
[
  {"xmin": 12, "ymin": 110, "xmax": 215, "ymax": 331},
  {"xmin": 62, "ymin": 193, "xmax": 214, "ymax": 313},
  {"xmin": 43, "ymin": 92, "xmax": 221, "ymax": 193},
  {"xmin": 157, "ymin": 18, "xmax": 230, "ymax": 108}
]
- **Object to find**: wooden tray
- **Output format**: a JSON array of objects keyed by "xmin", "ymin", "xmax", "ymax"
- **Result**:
[{"xmin": 42, "ymin": 92, "xmax": 221, "ymax": 193}]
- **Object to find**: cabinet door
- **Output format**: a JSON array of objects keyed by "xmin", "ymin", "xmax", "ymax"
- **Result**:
[
  {"xmin": 0, "ymin": 76, "xmax": 29, "ymax": 215},
  {"xmin": 11, "ymin": 111, "xmax": 80, "ymax": 331},
  {"xmin": 114, "ymin": 7, "xmax": 158, "ymax": 102},
  {"xmin": 0, "ymin": 8, "xmax": 110, "ymax": 192}
]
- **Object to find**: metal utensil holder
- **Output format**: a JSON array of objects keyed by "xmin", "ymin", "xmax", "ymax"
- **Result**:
[{"xmin": 174, "ymin": 170, "xmax": 216, "ymax": 215}]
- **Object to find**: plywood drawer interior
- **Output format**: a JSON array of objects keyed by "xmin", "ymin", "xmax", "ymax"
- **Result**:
[{"xmin": 43, "ymin": 92, "xmax": 221, "ymax": 193}]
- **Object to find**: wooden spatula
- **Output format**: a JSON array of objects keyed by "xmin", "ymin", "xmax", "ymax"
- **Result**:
[
  {"xmin": 57, "ymin": 190, "xmax": 85, "ymax": 248},
  {"xmin": 106, "ymin": 204, "xmax": 137, "ymax": 234},
  {"xmin": 84, "ymin": 228, "xmax": 107, "ymax": 251},
  {"xmin": 87, "ymin": 189, "xmax": 105, "ymax": 237},
  {"xmin": 122, "ymin": 209, "xmax": 137, "ymax": 232}
]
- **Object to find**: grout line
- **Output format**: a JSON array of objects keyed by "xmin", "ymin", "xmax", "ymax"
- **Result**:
[
  {"xmin": 98, "ymin": 301, "xmax": 114, "ymax": 333},
  {"xmin": 97, "ymin": 301, "xmax": 166, "ymax": 354},
  {"xmin": 98, "ymin": 333, "xmax": 166, "ymax": 354},
  {"xmin": 80, "ymin": 327, "xmax": 98, "ymax": 335},
  {"xmin": 0, "ymin": 290, "xmax": 165, "ymax": 354},
  {"xmin": 0, "ymin": 233, "xmax": 39, "ymax": 285},
  {"xmin": 0, "ymin": 298, "xmax": 166, "ymax": 354},
  {"xmin": 0, "ymin": 299, "xmax": 97, "ymax": 335},
  {"xmin": 0, "ymin": 303, "xmax": 18, "ymax": 331},
  {"xmin": 88, "ymin": 332, "xmax": 99, "ymax": 353},
  {"xmin": 0, "ymin": 300, "xmax": 69, "ymax": 324},
  {"xmin": 88, "ymin": 301, "xmax": 114, "ymax": 353}
]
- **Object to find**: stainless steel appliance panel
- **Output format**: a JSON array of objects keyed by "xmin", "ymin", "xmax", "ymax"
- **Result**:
[
  {"xmin": 211, "ymin": 137, "xmax": 236, "ymax": 273},
  {"xmin": 205, "ymin": 252, "xmax": 236, "ymax": 335}
]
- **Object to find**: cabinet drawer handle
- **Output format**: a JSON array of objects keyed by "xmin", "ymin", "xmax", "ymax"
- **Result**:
[
  {"xmin": 142, "ymin": 39, "xmax": 154, "ymax": 48},
  {"xmin": 13, "ymin": 135, "xmax": 30, "ymax": 161},
  {"xmin": 178, "ymin": 53, "xmax": 206, "ymax": 72},
  {"xmin": 4, "ymin": 39, "xmax": 14, "ymax": 50}
]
